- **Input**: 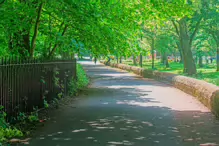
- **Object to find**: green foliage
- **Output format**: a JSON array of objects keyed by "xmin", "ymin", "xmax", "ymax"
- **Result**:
[
  {"xmin": 0, "ymin": 127, "xmax": 23, "ymax": 143},
  {"xmin": 122, "ymin": 60, "xmax": 219, "ymax": 86},
  {"xmin": 16, "ymin": 109, "xmax": 39, "ymax": 125},
  {"xmin": 43, "ymin": 99, "xmax": 49, "ymax": 109},
  {"xmin": 69, "ymin": 64, "xmax": 89, "ymax": 95},
  {"xmin": 0, "ymin": 0, "xmax": 218, "ymax": 75},
  {"xmin": 76, "ymin": 64, "xmax": 89, "ymax": 90},
  {"xmin": 0, "ymin": 106, "xmax": 23, "ymax": 144},
  {"xmin": 0, "ymin": 106, "xmax": 8, "ymax": 129}
]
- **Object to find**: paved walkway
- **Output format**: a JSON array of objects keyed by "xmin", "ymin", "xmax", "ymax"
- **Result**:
[{"xmin": 27, "ymin": 61, "xmax": 219, "ymax": 146}]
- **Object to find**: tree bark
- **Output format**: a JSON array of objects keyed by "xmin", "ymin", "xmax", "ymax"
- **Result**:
[
  {"xmin": 179, "ymin": 18, "xmax": 197, "ymax": 75},
  {"xmin": 164, "ymin": 51, "xmax": 169, "ymax": 68},
  {"xmin": 119, "ymin": 57, "xmax": 122, "ymax": 63},
  {"xmin": 198, "ymin": 56, "xmax": 203, "ymax": 68},
  {"xmin": 151, "ymin": 38, "xmax": 155, "ymax": 69},
  {"xmin": 206, "ymin": 56, "xmax": 209, "ymax": 64},
  {"xmin": 139, "ymin": 53, "xmax": 142, "ymax": 67},
  {"xmin": 133, "ymin": 55, "xmax": 136, "ymax": 65},
  {"xmin": 30, "ymin": 2, "xmax": 44, "ymax": 58},
  {"xmin": 161, "ymin": 53, "xmax": 165, "ymax": 64}
]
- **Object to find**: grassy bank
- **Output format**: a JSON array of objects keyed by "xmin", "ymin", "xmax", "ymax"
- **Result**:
[{"xmin": 112, "ymin": 60, "xmax": 219, "ymax": 86}]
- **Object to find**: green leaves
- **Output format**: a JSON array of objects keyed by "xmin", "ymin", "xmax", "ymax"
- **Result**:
[{"xmin": 0, "ymin": 0, "xmax": 217, "ymax": 61}]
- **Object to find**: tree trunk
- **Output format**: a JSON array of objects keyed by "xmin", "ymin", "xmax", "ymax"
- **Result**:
[
  {"xmin": 164, "ymin": 51, "xmax": 169, "ymax": 68},
  {"xmin": 30, "ymin": 2, "xmax": 44, "ymax": 58},
  {"xmin": 179, "ymin": 18, "xmax": 197, "ymax": 75},
  {"xmin": 151, "ymin": 38, "xmax": 155, "ymax": 69},
  {"xmin": 198, "ymin": 56, "xmax": 203, "ymax": 68},
  {"xmin": 133, "ymin": 55, "xmax": 136, "ymax": 65},
  {"xmin": 119, "ymin": 57, "xmax": 122, "ymax": 63},
  {"xmin": 206, "ymin": 56, "xmax": 209, "ymax": 64},
  {"xmin": 161, "ymin": 53, "xmax": 164, "ymax": 64},
  {"xmin": 139, "ymin": 53, "xmax": 142, "ymax": 67}
]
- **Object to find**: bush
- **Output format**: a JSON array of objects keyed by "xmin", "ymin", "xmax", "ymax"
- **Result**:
[
  {"xmin": 76, "ymin": 64, "xmax": 89, "ymax": 89},
  {"xmin": 69, "ymin": 64, "xmax": 89, "ymax": 95},
  {"xmin": 0, "ymin": 106, "xmax": 23, "ymax": 144}
]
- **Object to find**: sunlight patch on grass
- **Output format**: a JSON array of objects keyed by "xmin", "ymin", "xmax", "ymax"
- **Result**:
[{"xmin": 120, "ymin": 60, "xmax": 219, "ymax": 86}]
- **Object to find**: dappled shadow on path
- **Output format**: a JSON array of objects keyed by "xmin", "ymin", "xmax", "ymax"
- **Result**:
[
  {"xmin": 84, "ymin": 65, "xmax": 171, "ymax": 88},
  {"xmin": 25, "ymin": 86, "xmax": 219, "ymax": 146},
  {"xmin": 21, "ymin": 62, "xmax": 219, "ymax": 146}
]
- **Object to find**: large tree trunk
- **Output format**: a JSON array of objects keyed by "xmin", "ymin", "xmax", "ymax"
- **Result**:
[{"xmin": 179, "ymin": 18, "xmax": 197, "ymax": 75}]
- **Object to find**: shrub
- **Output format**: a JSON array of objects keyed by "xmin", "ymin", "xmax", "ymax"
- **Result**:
[
  {"xmin": 76, "ymin": 64, "xmax": 89, "ymax": 90},
  {"xmin": 0, "ymin": 106, "xmax": 23, "ymax": 144},
  {"xmin": 69, "ymin": 64, "xmax": 89, "ymax": 95}
]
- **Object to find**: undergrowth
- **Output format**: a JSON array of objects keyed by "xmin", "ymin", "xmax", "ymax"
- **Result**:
[
  {"xmin": 0, "ymin": 106, "xmax": 23, "ymax": 145},
  {"xmin": 69, "ymin": 64, "xmax": 89, "ymax": 95},
  {"xmin": 0, "ymin": 63, "xmax": 89, "ymax": 145}
]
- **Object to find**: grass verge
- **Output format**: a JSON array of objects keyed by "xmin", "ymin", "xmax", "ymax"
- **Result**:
[{"xmin": 113, "ymin": 60, "xmax": 219, "ymax": 86}]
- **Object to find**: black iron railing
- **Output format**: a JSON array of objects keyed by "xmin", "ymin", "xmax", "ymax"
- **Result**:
[{"xmin": 0, "ymin": 57, "xmax": 76, "ymax": 117}]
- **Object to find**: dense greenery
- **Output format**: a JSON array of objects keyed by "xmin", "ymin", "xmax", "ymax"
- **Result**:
[
  {"xmin": 76, "ymin": 64, "xmax": 89, "ymax": 90},
  {"xmin": 0, "ymin": 106, "xmax": 23, "ymax": 144},
  {"xmin": 69, "ymin": 64, "xmax": 89, "ymax": 95},
  {"xmin": 0, "ymin": 0, "xmax": 218, "ymax": 74}
]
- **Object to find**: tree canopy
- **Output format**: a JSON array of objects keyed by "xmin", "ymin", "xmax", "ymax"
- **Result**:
[{"xmin": 0, "ymin": 0, "xmax": 218, "ymax": 74}]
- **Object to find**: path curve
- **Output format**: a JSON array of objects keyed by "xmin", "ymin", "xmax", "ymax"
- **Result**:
[{"xmin": 27, "ymin": 61, "xmax": 219, "ymax": 146}]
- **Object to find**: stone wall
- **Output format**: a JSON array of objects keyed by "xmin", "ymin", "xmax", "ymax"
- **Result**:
[{"xmin": 101, "ymin": 61, "xmax": 219, "ymax": 117}]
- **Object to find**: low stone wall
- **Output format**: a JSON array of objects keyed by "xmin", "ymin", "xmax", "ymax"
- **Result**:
[{"xmin": 100, "ymin": 60, "xmax": 219, "ymax": 117}]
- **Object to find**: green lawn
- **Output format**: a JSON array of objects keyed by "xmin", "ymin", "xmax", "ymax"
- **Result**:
[{"xmin": 113, "ymin": 59, "xmax": 219, "ymax": 86}]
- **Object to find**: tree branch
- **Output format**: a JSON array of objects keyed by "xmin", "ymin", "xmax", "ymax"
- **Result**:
[
  {"xmin": 30, "ymin": 2, "xmax": 44, "ymax": 57},
  {"xmin": 171, "ymin": 20, "xmax": 179, "ymax": 36},
  {"xmin": 189, "ymin": 17, "xmax": 202, "ymax": 44},
  {"xmin": 48, "ymin": 24, "xmax": 68, "ymax": 57}
]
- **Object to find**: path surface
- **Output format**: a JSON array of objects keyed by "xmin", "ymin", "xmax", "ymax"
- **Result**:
[{"xmin": 27, "ymin": 61, "xmax": 219, "ymax": 146}]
